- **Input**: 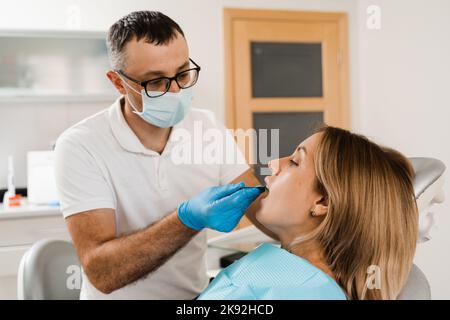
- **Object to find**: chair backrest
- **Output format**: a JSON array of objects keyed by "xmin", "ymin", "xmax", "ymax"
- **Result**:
[
  {"xmin": 17, "ymin": 239, "xmax": 81, "ymax": 300},
  {"xmin": 410, "ymin": 157, "xmax": 446, "ymax": 201},
  {"xmin": 397, "ymin": 157, "xmax": 446, "ymax": 300},
  {"xmin": 397, "ymin": 264, "xmax": 431, "ymax": 300},
  {"xmin": 410, "ymin": 157, "xmax": 445, "ymax": 243}
]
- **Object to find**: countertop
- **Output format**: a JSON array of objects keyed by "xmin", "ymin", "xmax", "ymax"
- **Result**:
[{"xmin": 0, "ymin": 199, "xmax": 61, "ymax": 220}]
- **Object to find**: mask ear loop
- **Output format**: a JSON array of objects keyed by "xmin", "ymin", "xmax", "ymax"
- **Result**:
[{"xmin": 116, "ymin": 72, "xmax": 144, "ymax": 114}]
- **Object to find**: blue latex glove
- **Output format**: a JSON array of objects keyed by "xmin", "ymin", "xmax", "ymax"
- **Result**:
[{"xmin": 177, "ymin": 182, "xmax": 264, "ymax": 232}]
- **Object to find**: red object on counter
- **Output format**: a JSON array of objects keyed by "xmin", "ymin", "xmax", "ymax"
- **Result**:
[{"xmin": 7, "ymin": 194, "xmax": 22, "ymax": 207}]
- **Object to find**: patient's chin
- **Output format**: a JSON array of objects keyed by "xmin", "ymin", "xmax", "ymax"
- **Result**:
[{"xmin": 255, "ymin": 204, "xmax": 273, "ymax": 225}]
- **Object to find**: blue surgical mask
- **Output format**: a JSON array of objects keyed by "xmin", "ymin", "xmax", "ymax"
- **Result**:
[{"xmin": 121, "ymin": 77, "xmax": 193, "ymax": 128}]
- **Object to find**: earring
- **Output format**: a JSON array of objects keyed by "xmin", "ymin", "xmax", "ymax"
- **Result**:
[{"xmin": 311, "ymin": 211, "xmax": 316, "ymax": 217}]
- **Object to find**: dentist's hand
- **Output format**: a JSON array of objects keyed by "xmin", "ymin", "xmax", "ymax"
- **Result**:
[{"xmin": 177, "ymin": 182, "xmax": 264, "ymax": 232}]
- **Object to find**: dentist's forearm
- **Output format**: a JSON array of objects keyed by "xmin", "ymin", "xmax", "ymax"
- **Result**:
[
  {"xmin": 83, "ymin": 210, "xmax": 197, "ymax": 294},
  {"xmin": 70, "ymin": 182, "xmax": 260, "ymax": 294}
]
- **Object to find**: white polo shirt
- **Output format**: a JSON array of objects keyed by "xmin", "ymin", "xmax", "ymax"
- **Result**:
[{"xmin": 54, "ymin": 97, "xmax": 249, "ymax": 300}]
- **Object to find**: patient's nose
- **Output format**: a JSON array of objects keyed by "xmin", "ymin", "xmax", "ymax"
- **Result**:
[{"xmin": 268, "ymin": 157, "xmax": 289, "ymax": 175}]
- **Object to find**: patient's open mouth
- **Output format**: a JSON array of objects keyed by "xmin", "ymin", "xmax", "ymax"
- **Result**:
[
  {"xmin": 255, "ymin": 185, "xmax": 268, "ymax": 192},
  {"xmin": 256, "ymin": 185, "xmax": 269, "ymax": 199}
]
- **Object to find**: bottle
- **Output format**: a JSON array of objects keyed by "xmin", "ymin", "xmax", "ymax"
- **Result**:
[{"xmin": 3, "ymin": 156, "xmax": 16, "ymax": 209}]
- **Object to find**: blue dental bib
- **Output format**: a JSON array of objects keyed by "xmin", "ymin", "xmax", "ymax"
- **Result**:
[{"xmin": 198, "ymin": 243, "xmax": 346, "ymax": 300}]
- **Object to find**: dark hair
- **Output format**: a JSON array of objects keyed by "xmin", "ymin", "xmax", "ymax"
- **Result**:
[{"xmin": 106, "ymin": 11, "xmax": 184, "ymax": 69}]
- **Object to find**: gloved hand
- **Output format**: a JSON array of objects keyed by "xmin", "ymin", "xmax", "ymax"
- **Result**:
[{"xmin": 177, "ymin": 182, "xmax": 264, "ymax": 232}]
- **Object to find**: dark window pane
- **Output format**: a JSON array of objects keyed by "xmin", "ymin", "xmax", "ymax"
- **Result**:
[
  {"xmin": 251, "ymin": 42, "xmax": 323, "ymax": 98},
  {"xmin": 252, "ymin": 112, "xmax": 323, "ymax": 183}
]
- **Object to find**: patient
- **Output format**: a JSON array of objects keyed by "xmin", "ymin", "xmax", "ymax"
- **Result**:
[{"xmin": 199, "ymin": 125, "xmax": 418, "ymax": 300}]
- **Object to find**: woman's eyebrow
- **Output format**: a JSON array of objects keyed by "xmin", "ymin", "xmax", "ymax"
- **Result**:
[{"xmin": 296, "ymin": 146, "xmax": 307, "ymax": 154}]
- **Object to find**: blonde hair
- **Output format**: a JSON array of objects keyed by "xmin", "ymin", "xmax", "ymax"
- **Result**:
[{"xmin": 291, "ymin": 126, "xmax": 418, "ymax": 300}]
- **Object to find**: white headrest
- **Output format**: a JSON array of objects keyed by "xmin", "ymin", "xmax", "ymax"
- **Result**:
[{"xmin": 410, "ymin": 157, "xmax": 446, "ymax": 242}]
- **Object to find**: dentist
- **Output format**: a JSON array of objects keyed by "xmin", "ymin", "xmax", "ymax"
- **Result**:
[{"xmin": 54, "ymin": 11, "xmax": 275, "ymax": 299}]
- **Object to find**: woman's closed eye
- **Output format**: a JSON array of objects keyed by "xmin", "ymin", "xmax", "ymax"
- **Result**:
[{"xmin": 290, "ymin": 159, "xmax": 299, "ymax": 166}]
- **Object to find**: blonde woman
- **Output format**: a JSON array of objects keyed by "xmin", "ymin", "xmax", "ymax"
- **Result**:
[{"xmin": 199, "ymin": 126, "xmax": 418, "ymax": 300}]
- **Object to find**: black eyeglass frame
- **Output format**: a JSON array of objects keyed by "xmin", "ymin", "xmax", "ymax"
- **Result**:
[{"xmin": 116, "ymin": 58, "xmax": 201, "ymax": 98}]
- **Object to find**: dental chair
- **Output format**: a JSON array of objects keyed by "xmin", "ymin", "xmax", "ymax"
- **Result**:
[
  {"xmin": 17, "ymin": 239, "xmax": 81, "ymax": 300},
  {"xmin": 397, "ymin": 157, "xmax": 446, "ymax": 299}
]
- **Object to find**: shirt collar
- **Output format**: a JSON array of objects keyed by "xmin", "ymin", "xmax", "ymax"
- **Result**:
[{"xmin": 108, "ymin": 96, "xmax": 189, "ymax": 156}]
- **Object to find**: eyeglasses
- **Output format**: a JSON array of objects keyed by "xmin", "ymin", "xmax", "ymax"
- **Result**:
[{"xmin": 116, "ymin": 58, "xmax": 201, "ymax": 98}]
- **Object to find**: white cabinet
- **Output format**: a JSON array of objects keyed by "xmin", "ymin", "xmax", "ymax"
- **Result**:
[
  {"xmin": 0, "ymin": 206, "xmax": 70, "ymax": 299},
  {"xmin": 0, "ymin": 30, "xmax": 116, "ymax": 103}
]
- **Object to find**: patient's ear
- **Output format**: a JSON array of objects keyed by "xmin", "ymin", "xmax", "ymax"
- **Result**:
[{"xmin": 312, "ymin": 196, "xmax": 328, "ymax": 217}]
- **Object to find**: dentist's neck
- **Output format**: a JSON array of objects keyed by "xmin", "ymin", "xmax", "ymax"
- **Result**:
[{"xmin": 122, "ymin": 98, "xmax": 171, "ymax": 154}]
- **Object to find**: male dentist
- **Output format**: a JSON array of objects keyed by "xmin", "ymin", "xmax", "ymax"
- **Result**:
[{"xmin": 54, "ymin": 11, "xmax": 276, "ymax": 299}]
